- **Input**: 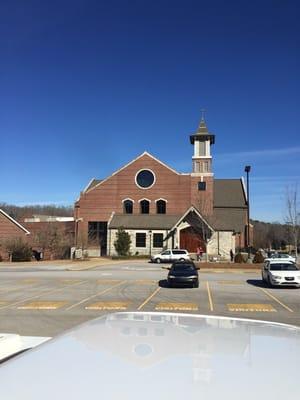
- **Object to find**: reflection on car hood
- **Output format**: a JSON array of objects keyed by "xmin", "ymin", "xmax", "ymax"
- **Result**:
[{"xmin": 0, "ymin": 312, "xmax": 300, "ymax": 400}]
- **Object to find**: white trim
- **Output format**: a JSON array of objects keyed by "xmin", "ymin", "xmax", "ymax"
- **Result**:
[
  {"xmin": 169, "ymin": 206, "xmax": 215, "ymax": 232},
  {"xmin": 138, "ymin": 198, "xmax": 151, "ymax": 203},
  {"xmin": 155, "ymin": 198, "xmax": 168, "ymax": 203},
  {"xmin": 135, "ymin": 168, "xmax": 156, "ymax": 190},
  {"xmin": 83, "ymin": 178, "xmax": 96, "ymax": 193},
  {"xmin": 241, "ymin": 177, "xmax": 247, "ymax": 202},
  {"xmin": 85, "ymin": 151, "xmax": 180, "ymax": 194},
  {"xmin": 0, "ymin": 209, "xmax": 30, "ymax": 235},
  {"xmin": 122, "ymin": 198, "xmax": 135, "ymax": 203}
]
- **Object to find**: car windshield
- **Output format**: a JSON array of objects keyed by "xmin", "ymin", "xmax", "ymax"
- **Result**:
[
  {"xmin": 270, "ymin": 264, "xmax": 298, "ymax": 271},
  {"xmin": 172, "ymin": 264, "xmax": 195, "ymax": 272}
]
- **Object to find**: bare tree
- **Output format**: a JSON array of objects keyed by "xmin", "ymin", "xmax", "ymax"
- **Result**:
[{"xmin": 285, "ymin": 185, "xmax": 300, "ymax": 258}]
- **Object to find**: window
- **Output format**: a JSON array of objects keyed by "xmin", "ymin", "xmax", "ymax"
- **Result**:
[
  {"xmin": 88, "ymin": 222, "xmax": 107, "ymax": 246},
  {"xmin": 136, "ymin": 233, "xmax": 146, "ymax": 247},
  {"xmin": 123, "ymin": 200, "xmax": 133, "ymax": 214},
  {"xmin": 156, "ymin": 200, "xmax": 166, "ymax": 214},
  {"xmin": 153, "ymin": 233, "xmax": 163, "ymax": 248},
  {"xmin": 140, "ymin": 200, "xmax": 150, "ymax": 214},
  {"xmin": 136, "ymin": 169, "xmax": 155, "ymax": 189},
  {"xmin": 198, "ymin": 182, "xmax": 206, "ymax": 191}
]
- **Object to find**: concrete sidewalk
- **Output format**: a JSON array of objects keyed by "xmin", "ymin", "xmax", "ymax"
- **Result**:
[{"xmin": 0, "ymin": 258, "xmax": 262, "ymax": 272}]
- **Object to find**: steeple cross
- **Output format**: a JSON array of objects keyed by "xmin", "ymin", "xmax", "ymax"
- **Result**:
[{"xmin": 200, "ymin": 108, "xmax": 206, "ymax": 121}]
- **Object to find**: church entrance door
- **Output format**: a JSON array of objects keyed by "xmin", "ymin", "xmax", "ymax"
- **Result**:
[{"xmin": 179, "ymin": 227, "xmax": 206, "ymax": 253}]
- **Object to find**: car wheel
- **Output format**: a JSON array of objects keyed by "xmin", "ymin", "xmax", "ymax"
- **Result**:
[
  {"xmin": 156, "ymin": 258, "xmax": 161, "ymax": 264},
  {"xmin": 169, "ymin": 282, "xmax": 173, "ymax": 288},
  {"xmin": 268, "ymin": 277, "xmax": 273, "ymax": 288},
  {"xmin": 194, "ymin": 282, "xmax": 199, "ymax": 288}
]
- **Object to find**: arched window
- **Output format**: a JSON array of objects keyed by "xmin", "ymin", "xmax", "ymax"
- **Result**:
[
  {"xmin": 140, "ymin": 200, "xmax": 150, "ymax": 214},
  {"xmin": 123, "ymin": 200, "xmax": 133, "ymax": 214},
  {"xmin": 156, "ymin": 200, "xmax": 166, "ymax": 214}
]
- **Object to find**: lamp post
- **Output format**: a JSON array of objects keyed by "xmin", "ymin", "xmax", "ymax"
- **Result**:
[{"xmin": 244, "ymin": 165, "xmax": 251, "ymax": 260}]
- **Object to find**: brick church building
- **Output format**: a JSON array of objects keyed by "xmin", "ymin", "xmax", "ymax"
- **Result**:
[{"xmin": 75, "ymin": 117, "xmax": 249, "ymax": 260}]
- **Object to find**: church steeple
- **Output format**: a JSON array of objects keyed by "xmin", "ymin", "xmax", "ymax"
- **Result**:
[{"xmin": 189, "ymin": 113, "xmax": 215, "ymax": 176}]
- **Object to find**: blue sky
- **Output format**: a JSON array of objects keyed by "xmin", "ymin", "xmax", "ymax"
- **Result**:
[{"xmin": 1, "ymin": 0, "xmax": 299, "ymax": 222}]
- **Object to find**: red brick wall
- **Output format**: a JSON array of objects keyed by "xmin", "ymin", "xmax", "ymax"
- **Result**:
[
  {"xmin": 0, "ymin": 212, "xmax": 29, "ymax": 260},
  {"xmin": 76, "ymin": 154, "xmax": 215, "ymax": 235}
]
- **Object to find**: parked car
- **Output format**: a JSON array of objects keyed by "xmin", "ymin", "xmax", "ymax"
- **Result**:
[
  {"xmin": 266, "ymin": 252, "xmax": 296, "ymax": 263},
  {"xmin": 1, "ymin": 312, "xmax": 300, "ymax": 400},
  {"xmin": 167, "ymin": 261, "xmax": 199, "ymax": 288},
  {"xmin": 262, "ymin": 259, "xmax": 300, "ymax": 287},
  {"xmin": 151, "ymin": 249, "xmax": 190, "ymax": 263}
]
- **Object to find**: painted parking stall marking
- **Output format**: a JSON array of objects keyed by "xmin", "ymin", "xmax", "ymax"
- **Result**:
[
  {"xmin": 96, "ymin": 280, "xmax": 121, "ymax": 285},
  {"xmin": 259, "ymin": 287, "xmax": 294, "ymax": 313},
  {"xmin": 137, "ymin": 287, "xmax": 161, "ymax": 310},
  {"xmin": 155, "ymin": 302, "xmax": 198, "ymax": 311},
  {"xmin": 17, "ymin": 301, "xmax": 67, "ymax": 310},
  {"xmin": 227, "ymin": 304, "xmax": 276, "ymax": 312},
  {"xmin": 0, "ymin": 302, "xmax": 8, "ymax": 307},
  {"xmin": 206, "ymin": 281, "xmax": 214, "ymax": 311},
  {"xmin": 85, "ymin": 301, "xmax": 129, "ymax": 310}
]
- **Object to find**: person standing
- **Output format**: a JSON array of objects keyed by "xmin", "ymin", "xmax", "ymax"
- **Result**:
[
  {"xmin": 230, "ymin": 249, "xmax": 234, "ymax": 262},
  {"xmin": 197, "ymin": 245, "xmax": 203, "ymax": 261}
]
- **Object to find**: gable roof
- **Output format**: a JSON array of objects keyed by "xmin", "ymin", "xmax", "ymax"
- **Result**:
[
  {"xmin": 207, "ymin": 208, "xmax": 246, "ymax": 233},
  {"xmin": 0, "ymin": 209, "xmax": 30, "ymax": 234},
  {"xmin": 83, "ymin": 179, "xmax": 102, "ymax": 193},
  {"xmin": 214, "ymin": 179, "xmax": 247, "ymax": 208},
  {"xmin": 85, "ymin": 151, "xmax": 180, "ymax": 194}
]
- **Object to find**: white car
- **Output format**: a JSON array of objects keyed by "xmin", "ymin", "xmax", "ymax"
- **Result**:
[
  {"xmin": 262, "ymin": 259, "xmax": 300, "ymax": 287},
  {"xmin": 151, "ymin": 249, "xmax": 190, "ymax": 263},
  {"xmin": 267, "ymin": 253, "xmax": 297, "ymax": 263},
  {"xmin": 0, "ymin": 312, "xmax": 300, "ymax": 400}
]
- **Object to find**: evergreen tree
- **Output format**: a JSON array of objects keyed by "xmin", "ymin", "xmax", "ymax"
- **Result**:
[{"xmin": 114, "ymin": 227, "xmax": 131, "ymax": 256}]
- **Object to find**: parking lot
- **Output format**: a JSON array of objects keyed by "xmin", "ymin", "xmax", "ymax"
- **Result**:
[{"xmin": 0, "ymin": 261, "xmax": 299, "ymax": 336}]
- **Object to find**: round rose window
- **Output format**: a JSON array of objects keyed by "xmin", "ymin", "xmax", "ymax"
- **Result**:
[{"xmin": 135, "ymin": 169, "xmax": 155, "ymax": 189}]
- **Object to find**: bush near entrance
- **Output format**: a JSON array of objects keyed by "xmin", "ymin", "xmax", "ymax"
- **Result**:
[{"xmin": 114, "ymin": 227, "xmax": 131, "ymax": 256}]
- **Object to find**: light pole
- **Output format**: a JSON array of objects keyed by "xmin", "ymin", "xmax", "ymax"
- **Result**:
[{"xmin": 244, "ymin": 165, "xmax": 251, "ymax": 260}]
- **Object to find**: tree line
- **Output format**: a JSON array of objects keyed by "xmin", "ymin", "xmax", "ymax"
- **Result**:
[{"xmin": 0, "ymin": 203, "xmax": 73, "ymax": 220}]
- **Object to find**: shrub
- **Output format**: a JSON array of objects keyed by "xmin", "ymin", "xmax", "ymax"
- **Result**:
[
  {"xmin": 234, "ymin": 252, "xmax": 247, "ymax": 263},
  {"xmin": 253, "ymin": 251, "xmax": 265, "ymax": 263},
  {"xmin": 3, "ymin": 237, "xmax": 32, "ymax": 262},
  {"xmin": 114, "ymin": 227, "xmax": 131, "ymax": 256}
]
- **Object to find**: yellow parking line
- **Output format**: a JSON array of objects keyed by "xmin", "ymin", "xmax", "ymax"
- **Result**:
[
  {"xmin": 66, "ymin": 280, "xmax": 126, "ymax": 310},
  {"xmin": 134, "ymin": 280, "xmax": 157, "ymax": 285},
  {"xmin": 137, "ymin": 287, "xmax": 161, "ymax": 310},
  {"xmin": 206, "ymin": 281, "xmax": 214, "ymax": 311},
  {"xmin": 227, "ymin": 303, "xmax": 276, "ymax": 312},
  {"xmin": 0, "ymin": 280, "xmax": 88, "ymax": 310},
  {"xmin": 259, "ymin": 288, "xmax": 294, "ymax": 313},
  {"xmin": 96, "ymin": 279, "xmax": 120, "ymax": 285},
  {"xmin": 18, "ymin": 301, "xmax": 67, "ymax": 310},
  {"xmin": 155, "ymin": 302, "xmax": 198, "ymax": 311},
  {"xmin": 0, "ymin": 302, "xmax": 8, "ymax": 307},
  {"xmin": 85, "ymin": 301, "xmax": 128, "ymax": 310}
]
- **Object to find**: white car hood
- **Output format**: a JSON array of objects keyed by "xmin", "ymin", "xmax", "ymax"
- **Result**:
[{"xmin": 0, "ymin": 312, "xmax": 300, "ymax": 400}]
